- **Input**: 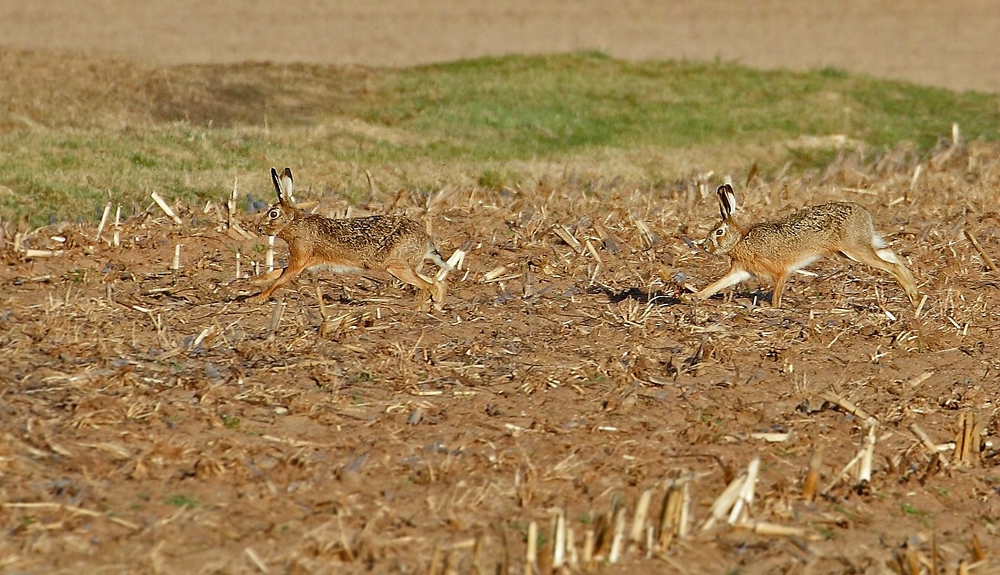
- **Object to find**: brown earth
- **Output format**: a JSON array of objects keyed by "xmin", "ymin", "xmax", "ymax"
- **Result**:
[
  {"xmin": 1, "ymin": 0, "xmax": 999, "ymax": 93},
  {"xmin": 4, "ymin": 3, "xmax": 1000, "ymax": 575},
  {"xmin": 3, "ymin": 144, "xmax": 1000, "ymax": 574}
]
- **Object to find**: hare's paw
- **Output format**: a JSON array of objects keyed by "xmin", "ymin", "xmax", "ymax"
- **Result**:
[
  {"xmin": 679, "ymin": 292, "xmax": 701, "ymax": 305},
  {"xmin": 431, "ymin": 282, "xmax": 447, "ymax": 308},
  {"xmin": 249, "ymin": 269, "xmax": 282, "ymax": 286},
  {"xmin": 245, "ymin": 293, "xmax": 269, "ymax": 305}
]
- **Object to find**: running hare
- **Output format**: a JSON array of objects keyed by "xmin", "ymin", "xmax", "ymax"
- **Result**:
[
  {"xmin": 248, "ymin": 167, "xmax": 451, "ymax": 309},
  {"xmin": 696, "ymin": 184, "xmax": 919, "ymax": 308}
]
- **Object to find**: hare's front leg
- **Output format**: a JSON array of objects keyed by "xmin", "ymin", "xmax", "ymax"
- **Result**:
[
  {"xmin": 247, "ymin": 267, "xmax": 296, "ymax": 303},
  {"xmin": 430, "ymin": 278, "xmax": 447, "ymax": 308},
  {"xmin": 248, "ymin": 250, "xmax": 309, "ymax": 304},
  {"xmin": 770, "ymin": 272, "xmax": 789, "ymax": 308},
  {"xmin": 696, "ymin": 266, "xmax": 752, "ymax": 301}
]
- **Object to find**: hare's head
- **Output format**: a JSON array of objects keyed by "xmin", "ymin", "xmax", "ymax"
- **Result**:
[
  {"xmin": 703, "ymin": 184, "xmax": 743, "ymax": 255},
  {"xmin": 257, "ymin": 167, "xmax": 298, "ymax": 236}
]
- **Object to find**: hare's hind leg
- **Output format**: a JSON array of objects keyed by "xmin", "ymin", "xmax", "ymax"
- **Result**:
[
  {"xmin": 385, "ymin": 263, "xmax": 437, "ymax": 310},
  {"xmin": 839, "ymin": 244, "xmax": 919, "ymax": 307},
  {"xmin": 696, "ymin": 266, "xmax": 752, "ymax": 302}
]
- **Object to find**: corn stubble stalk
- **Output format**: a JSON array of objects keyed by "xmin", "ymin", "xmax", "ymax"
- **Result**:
[
  {"xmin": 607, "ymin": 506, "xmax": 626, "ymax": 564},
  {"xmin": 150, "ymin": 191, "xmax": 182, "ymax": 225},
  {"xmin": 565, "ymin": 526, "xmax": 578, "ymax": 568},
  {"xmin": 482, "ymin": 265, "xmax": 509, "ymax": 283},
  {"xmin": 228, "ymin": 179, "xmax": 237, "ymax": 229},
  {"xmin": 656, "ymin": 482, "xmax": 689, "ymax": 549},
  {"xmin": 267, "ymin": 302, "xmax": 286, "ymax": 333},
  {"xmin": 631, "ymin": 217, "xmax": 658, "ymax": 249},
  {"xmin": 225, "ymin": 177, "xmax": 254, "ymax": 239},
  {"xmin": 953, "ymin": 411, "xmax": 983, "ymax": 466},
  {"xmin": 536, "ymin": 481, "xmax": 699, "ymax": 571},
  {"xmin": 266, "ymin": 235, "xmax": 275, "ymax": 273},
  {"xmin": 524, "ymin": 521, "xmax": 537, "ymax": 575},
  {"xmin": 24, "ymin": 249, "xmax": 65, "ymax": 258},
  {"xmin": 909, "ymin": 423, "xmax": 945, "ymax": 457},
  {"xmin": 469, "ymin": 533, "xmax": 484, "ymax": 575},
  {"xmin": 820, "ymin": 391, "xmax": 878, "ymax": 429},
  {"xmin": 802, "ymin": 445, "xmax": 823, "ymax": 502},
  {"xmin": 726, "ymin": 456, "xmax": 760, "ymax": 525},
  {"xmin": 629, "ymin": 489, "xmax": 652, "ymax": 545},
  {"xmin": 428, "ymin": 543, "xmax": 442, "ymax": 575},
  {"xmin": 497, "ymin": 520, "xmax": 510, "ymax": 575},
  {"xmin": 171, "ymin": 244, "xmax": 181, "ymax": 271},
  {"xmin": 582, "ymin": 529, "xmax": 594, "ymax": 567},
  {"xmin": 95, "ymin": 203, "xmax": 111, "ymax": 242},
  {"xmin": 551, "ymin": 509, "xmax": 566, "ymax": 570},
  {"xmin": 856, "ymin": 424, "xmax": 877, "ymax": 491},
  {"xmin": 552, "ymin": 225, "xmax": 583, "ymax": 254},
  {"xmin": 113, "ymin": 205, "xmax": 121, "ymax": 246},
  {"xmin": 243, "ymin": 547, "xmax": 268, "ymax": 573},
  {"xmin": 702, "ymin": 473, "xmax": 744, "ymax": 531},
  {"xmin": 437, "ymin": 248, "xmax": 467, "ymax": 283},
  {"xmin": 442, "ymin": 551, "xmax": 458, "ymax": 575},
  {"xmin": 963, "ymin": 230, "xmax": 998, "ymax": 273}
]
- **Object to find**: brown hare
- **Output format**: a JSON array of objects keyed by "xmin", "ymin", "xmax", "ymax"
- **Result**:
[
  {"xmin": 696, "ymin": 184, "xmax": 919, "ymax": 308},
  {"xmin": 248, "ymin": 167, "xmax": 451, "ymax": 309}
]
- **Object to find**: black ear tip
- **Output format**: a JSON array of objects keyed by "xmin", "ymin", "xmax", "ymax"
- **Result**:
[
  {"xmin": 718, "ymin": 184, "xmax": 733, "ymax": 193},
  {"xmin": 282, "ymin": 167, "xmax": 293, "ymax": 180}
]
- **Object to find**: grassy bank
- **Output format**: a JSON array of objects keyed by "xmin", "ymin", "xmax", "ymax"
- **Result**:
[{"xmin": 2, "ymin": 50, "xmax": 998, "ymax": 225}]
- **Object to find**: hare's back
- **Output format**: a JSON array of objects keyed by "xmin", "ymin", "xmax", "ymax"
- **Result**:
[
  {"xmin": 751, "ymin": 202, "xmax": 870, "ymax": 241},
  {"xmin": 310, "ymin": 214, "xmax": 428, "ymax": 263}
]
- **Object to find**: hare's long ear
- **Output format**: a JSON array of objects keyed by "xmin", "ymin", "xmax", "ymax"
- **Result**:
[
  {"xmin": 716, "ymin": 184, "xmax": 738, "ymax": 219},
  {"xmin": 270, "ymin": 167, "xmax": 283, "ymax": 203},
  {"xmin": 273, "ymin": 167, "xmax": 296, "ymax": 206}
]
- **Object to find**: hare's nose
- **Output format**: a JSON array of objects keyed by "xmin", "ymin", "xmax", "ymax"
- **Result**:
[{"xmin": 258, "ymin": 226, "xmax": 265, "ymax": 234}]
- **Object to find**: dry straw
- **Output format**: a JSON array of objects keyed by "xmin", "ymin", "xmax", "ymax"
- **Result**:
[{"xmin": 5, "ymin": 136, "xmax": 1000, "ymax": 574}]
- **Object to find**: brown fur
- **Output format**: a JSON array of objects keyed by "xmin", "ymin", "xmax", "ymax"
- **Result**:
[
  {"xmin": 697, "ymin": 184, "xmax": 919, "ymax": 308},
  {"xmin": 248, "ymin": 168, "xmax": 450, "ymax": 309}
]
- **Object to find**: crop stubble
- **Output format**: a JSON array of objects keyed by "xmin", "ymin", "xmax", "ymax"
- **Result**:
[{"xmin": 2, "ymin": 142, "xmax": 1000, "ymax": 573}]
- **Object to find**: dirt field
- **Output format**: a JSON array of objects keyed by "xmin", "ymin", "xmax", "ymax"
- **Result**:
[
  {"xmin": 1, "ymin": 0, "xmax": 999, "ymax": 93},
  {"xmin": 4, "ymin": 3, "xmax": 1000, "ymax": 574},
  {"xmin": 3, "ymin": 142, "xmax": 1000, "ymax": 573}
]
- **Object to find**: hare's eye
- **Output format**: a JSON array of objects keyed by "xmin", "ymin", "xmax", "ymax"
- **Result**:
[
  {"xmin": 268, "ymin": 209, "xmax": 280, "ymax": 219},
  {"xmin": 715, "ymin": 228, "xmax": 725, "ymax": 236}
]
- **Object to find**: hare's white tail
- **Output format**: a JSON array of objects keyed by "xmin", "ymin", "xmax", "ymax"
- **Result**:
[
  {"xmin": 876, "ymin": 248, "xmax": 902, "ymax": 264},
  {"xmin": 871, "ymin": 233, "xmax": 903, "ymax": 264}
]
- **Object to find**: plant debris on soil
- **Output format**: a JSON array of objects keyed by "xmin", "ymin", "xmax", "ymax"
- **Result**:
[{"xmin": 3, "ymin": 140, "xmax": 1000, "ymax": 574}]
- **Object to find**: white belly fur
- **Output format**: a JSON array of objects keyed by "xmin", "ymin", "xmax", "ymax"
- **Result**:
[
  {"xmin": 306, "ymin": 263, "xmax": 365, "ymax": 275},
  {"xmin": 788, "ymin": 254, "xmax": 822, "ymax": 273}
]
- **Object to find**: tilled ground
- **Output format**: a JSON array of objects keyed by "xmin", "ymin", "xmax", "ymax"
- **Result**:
[{"xmin": 3, "ymin": 144, "xmax": 1000, "ymax": 574}]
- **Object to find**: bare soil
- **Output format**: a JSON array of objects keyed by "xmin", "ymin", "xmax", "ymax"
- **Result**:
[
  {"xmin": 3, "ymin": 144, "xmax": 1000, "ymax": 574},
  {"xmin": 1, "ymin": 0, "xmax": 999, "ymax": 93}
]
